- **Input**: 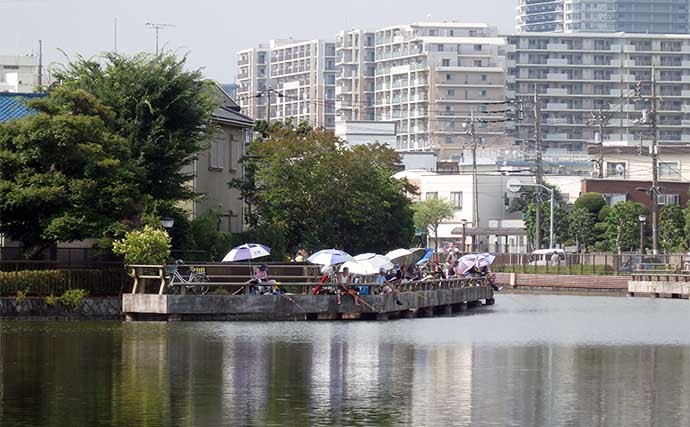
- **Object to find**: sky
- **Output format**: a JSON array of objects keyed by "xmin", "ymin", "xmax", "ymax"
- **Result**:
[{"xmin": 0, "ymin": 0, "xmax": 516, "ymax": 82}]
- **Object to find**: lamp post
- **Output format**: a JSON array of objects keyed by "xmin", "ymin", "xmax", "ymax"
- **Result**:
[
  {"xmin": 638, "ymin": 214, "xmax": 647, "ymax": 254},
  {"xmin": 507, "ymin": 180, "xmax": 555, "ymax": 249},
  {"xmin": 460, "ymin": 219, "xmax": 468, "ymax": 255},
  {"xmin": 160, "ymin": 217, "xmax": 174, "ymax": 229}
]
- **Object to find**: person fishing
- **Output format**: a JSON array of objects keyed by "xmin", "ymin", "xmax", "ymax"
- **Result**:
[{"xmin": 336, "ymin": 267, "xmax": 361, "ymax": 306}]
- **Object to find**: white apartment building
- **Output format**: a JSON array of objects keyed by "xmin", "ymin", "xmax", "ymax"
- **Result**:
[
  {"xmin": 506, "ymin": 32, "xmax": 690, "ymax": 154},
  {"xmin": 236, "ymin": 46, "xmax": 269, "ymax": 121},
  {"xmin": 374, "ymin": 22, "xmax": 509, "ymax": 159},
  {"xmin": 236, "ymin": 39, "xmax": 336, "ymax": 130},
  {"xmin": 335, "ymin": 30, "xmax": 376, "ymax": 122},
  {"xmin": 516, "ymin": 0, "xmax": 690, "ymax": 34},
  {"xmin": 0, "ymin": 55, "xmax": 38, "ymax": 93}
]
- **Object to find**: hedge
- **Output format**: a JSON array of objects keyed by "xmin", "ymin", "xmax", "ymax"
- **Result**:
[{"xmin": 0, "ymin": 269, "xmax": 130, "ymax": 297}]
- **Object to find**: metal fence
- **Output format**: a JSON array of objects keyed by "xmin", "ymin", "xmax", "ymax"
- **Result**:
[{"xmin": 491, "ymin": 253, "xmax": 686, "ymax": 276}]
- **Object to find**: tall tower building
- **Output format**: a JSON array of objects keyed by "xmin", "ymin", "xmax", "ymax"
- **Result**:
[
  {"xmin": 517, "ymin": 0, "xmax": 690, "ymax": 34},
  {"xmin": 335, "ymin": 29, "xmax": 376, "ymax": 122}
]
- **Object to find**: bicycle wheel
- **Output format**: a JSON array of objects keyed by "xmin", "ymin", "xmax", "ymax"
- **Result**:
[
  {"xmin": 190, "ymin": 273, "xmax": 210, "ymax": 295},
  {"xmin": 168, "ymin": 274, "xmax": 181, "ymax": 295}
]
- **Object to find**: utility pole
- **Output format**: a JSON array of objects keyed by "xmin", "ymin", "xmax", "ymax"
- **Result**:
[
  {"xmin": 466, "ymin": 111, "xmax": 480, "ymax": 233},
  {"xmin": 114, "ymin": 17, "xmax": 118, "ymax": 53},
  {"xmin": 37, "ymin": 40, "xmax": 43, "ymax": 88},
  {"xmin": 533, "ymin": 92, "xmax": 543, "ymax": 251},
  {"xmin": 589, "ymin": 108, "xmax": 609, "ymax": 178},
  {"xmin": 650, "ymin": 65, "xmax": 659, "ymax": 255}
]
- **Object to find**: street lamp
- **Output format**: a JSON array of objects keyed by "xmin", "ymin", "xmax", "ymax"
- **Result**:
[
  {"xmin": 160, "ymin": 217, "xmax": 175, "ymax": 229},
  {"xmin": 507, "ymin": 179, "xmax": 555, "ymax": 250},
  {"xmin": 638, "ymin": 214, "xmax": 647, "ymax": 254},
  {"xmin": 460, "ymin": 219, "xmax": 468, "ymax": 255}
]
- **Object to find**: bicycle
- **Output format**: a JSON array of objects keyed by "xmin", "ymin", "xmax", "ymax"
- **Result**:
[{"xmin": 166, "ymin": 260, "xmax": 210, "ymax": 295}]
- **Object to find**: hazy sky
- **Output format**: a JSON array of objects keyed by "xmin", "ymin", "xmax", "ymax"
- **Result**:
[{"xmin": 1, "ymin": 0, "xmax": 515, "ymax": 82}]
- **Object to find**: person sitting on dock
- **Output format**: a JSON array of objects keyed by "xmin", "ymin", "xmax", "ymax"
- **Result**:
[
  {"xmin": 480, "ymin": 266, "xmax": 502, "ymax": 292},
  {"xmin": 336, "ymin": 267, "xmax": 361, "ymax": 306},
  {"xmin": 253, "ymin": 264, "xmax": 275, "ymax": 295}
]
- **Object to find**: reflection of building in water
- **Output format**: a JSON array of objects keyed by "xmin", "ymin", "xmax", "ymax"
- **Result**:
[{"xmin": 409, "ymin": 345, "xmax": 474, "ymax": 425}]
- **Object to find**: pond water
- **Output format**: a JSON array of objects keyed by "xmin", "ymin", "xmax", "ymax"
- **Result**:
[{"xmin": 1, "ymin": 294, "xmax": 689, "ymax": 426}]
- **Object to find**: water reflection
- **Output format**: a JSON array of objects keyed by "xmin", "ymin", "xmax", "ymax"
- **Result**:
[{"xmin": 0, "ymin": 295, "xmax": 689, "ymax": 426}]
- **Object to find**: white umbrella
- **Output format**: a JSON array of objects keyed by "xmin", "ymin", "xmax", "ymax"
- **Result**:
[
  {"xmin": 385, "ymin": 248, "xmax": 414, "ymax": 265},
  {"xmin": 341, "ymin": 253, "xmax": 394, "ymax": 276},
  {"xmin": 222, "ymin": 243, "xmax": 271, "ymax": 262},
  {"xmin": 308, "ymin": 249, "xmax": 354, "ymax": 266}
]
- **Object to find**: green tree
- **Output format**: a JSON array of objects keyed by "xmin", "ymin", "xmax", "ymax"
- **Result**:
[
  {"xmin": 0, "ymin": 88, "xmax": 139, "ymax": 257},
  {"xmin": 574, "ymin": 192, "xmax": 607, "ymax": 216},
  {"xmin": 568, "ymin": 207, "xmax": 595, "ymax": 252},
  {"xmin": 413, "ymin": 198, "xmax": 456, "ymax": 253},
  {"xmin": 53, "ymin": 52, "xmax": 217, "ymax": 223},
  {"xmin": 659, "ymin": 204, "xmax": 686, "ymax": 253},
  {"xmin": 232, "ymin": 122, "xmax": 415, "ymax": 254},
  {"xmin": 605, "ymin": 202, "xmax": 647, "ymax": 254},
  {"xmin": 513, "ymin": 184, "xmax": 568, "ymax": 249}
]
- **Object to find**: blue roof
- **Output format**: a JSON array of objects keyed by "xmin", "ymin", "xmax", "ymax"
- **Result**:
[{"xmin": 0, "ymin": 93, "xmax": 45, "ymax": 123}]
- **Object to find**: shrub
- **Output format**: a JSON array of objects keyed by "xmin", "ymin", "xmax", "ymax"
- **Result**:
[
  {"xmin": 112, "ymin": 225, "xmax": 171, "ymax": 265},
  {"xmin": 0, "ymin": 271, "xmax": 67, "ymax": 297},
  {"xmin": 45, "ymin": 294, "xmax": 58, "ymax": 306},
  {"xmin": 60, "ymin": 289, "xmax": 89, "ymax": 309}
]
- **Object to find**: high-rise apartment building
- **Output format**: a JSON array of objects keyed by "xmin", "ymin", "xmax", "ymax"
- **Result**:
[
  {"xmin": 0, "ymin": 55, "xmax": 38, "ymax": 93},
  {"xmin": 236, "ymin": 39, "xmax": 336, "ymax": 130},
  {"xmin": 374, "ymin": 22, "xmax": 508, "ymax": 158},
  {"xmin": 506, "ymin": 32, "xmax": 690, "ymax": 153},
  {"xmin": 335, "ymin": 29, "xmax": 376, "ymax": 122},
  {"xmin": 517, "ymin": 0, "xmax": 690, "ymax": 34}
]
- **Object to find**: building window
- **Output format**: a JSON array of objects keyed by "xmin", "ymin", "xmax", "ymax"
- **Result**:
[
  {"xmin": 450, "ymin": 192, "xmax": 463, "ymax": 209},
  {"xmin": 658, "ymin": 194, "xmax": 680, "ymax": 206},
  {"xmin": 446, "ymin": 136, "xmax": 454, "ymax": 145},
  {"xmin": 603, "ymin": 193, "xmax": 627, "ymax": 206},
  {"xmin": 209, "ymin": 133, "xmax": 225, "ymax": 170},
  {"xmin": 474, "ymin": 60, "xmax": 482, "ymax": 67},
  {"xmin": 474, "ymin": 44, "xmax": 482, "ymax": 51},
  {"xmin": 442, "ymin": 59, "xmax": 450, "ymax": 67},
  {"xmin": 426, "ymin": 192, "xmax": 438, "ymax": 200},
  {"xmin": 447, "ymin": 89, "xmax": 455, "ymax": 96},
  {"xmin": 606, "ymin": 162, "xmax": 626, "ymax": 178},
  {"xmin": 446, "ymin": 74, "xmax": 453, "ymax": 81},
  {"xmin": 659, "ymin": 162, "xmax": 680, "ymax": 179}
]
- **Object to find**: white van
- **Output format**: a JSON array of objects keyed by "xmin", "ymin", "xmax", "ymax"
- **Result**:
[{"xmin": 529, "ymin": 249, "xmax": 566, "ymax": 266}]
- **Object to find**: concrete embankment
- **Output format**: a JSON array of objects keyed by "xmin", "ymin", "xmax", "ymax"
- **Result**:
[{"xmin": 494, "ymin": 273, "xmax": 630, "ymax": 295}]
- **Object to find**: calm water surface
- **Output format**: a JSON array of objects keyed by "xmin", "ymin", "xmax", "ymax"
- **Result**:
[{"xmin": 1, "ymin": 295, "xmax": 689, "ymax": 426}]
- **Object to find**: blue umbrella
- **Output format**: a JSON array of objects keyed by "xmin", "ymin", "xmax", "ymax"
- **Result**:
[{"xmin": 416, "ymin": 248, "xmax": 434, "ymax": 266}]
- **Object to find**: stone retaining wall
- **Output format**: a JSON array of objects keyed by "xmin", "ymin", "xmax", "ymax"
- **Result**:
[{"xmin": 0, "ymin": 297, "xmax": 122, "ymax": 319}]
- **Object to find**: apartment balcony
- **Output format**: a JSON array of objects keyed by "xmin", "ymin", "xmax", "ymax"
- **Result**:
[
  {"xmin": 546, "ymin": 58, "xmax": 568, "ymax": 66},
  {"xmin": 544, "ymin": 133, "xmax": 568, "ymax": 141},
  {"xmin": 546, "ymin": 43, "xmax": 567, "ymax": 51},
  {"xmin": 547, "ymin": 73, "xmax": 568, "ymax": 81},
  {"xmin": 682, "ymin": 75, "xmax": 690, "ymax": 83},
  {"xmin": 543, "ymin": 103, "xmax": 568, "ymax": 111},
  {"xmin": 546, "ymin": 88, "xmax": 568, "ymax": 96}
]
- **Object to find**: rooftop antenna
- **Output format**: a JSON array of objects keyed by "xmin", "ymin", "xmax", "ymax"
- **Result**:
[{"xmin": 145, "ymin": 22, "xmax": 175, "ymax": 55}]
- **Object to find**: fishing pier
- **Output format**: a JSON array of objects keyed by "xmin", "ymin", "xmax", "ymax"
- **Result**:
[{"xmin": 122, "ymin": 263, "xmax": 495, "ymax": 321}]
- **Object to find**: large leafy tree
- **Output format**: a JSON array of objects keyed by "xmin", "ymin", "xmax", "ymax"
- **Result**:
[
  {"xmin": 53, "ymin": 52, "xmax": 216, "ymax": 219},
  {"xmin": 412, "ymin": 199, "xmax": 456, "ymax": 253},
  {"xmin": 604, "ymin": 202, "xmax": 647, "ymax": 254},
  {"xmin": 659, "ymin": 204, "xmax": 686, "ymax": 253},
  {"xmin": 511, "ymin": 184, "xmax": 568, "ymax": 249},
  {"xmin": 573, "ymin": 192, "xmax": 606, "ymax": 216},
  {"xmin": 568, "ymin": 207, "xmax": 595, "ymax": 252},
  {"xmin": 0, "ymin": 88, "xmax": 139, "ymax": 256},
  {"xmin": 232, "ymin": 122, "xmax": 415, "ymax": 254}
]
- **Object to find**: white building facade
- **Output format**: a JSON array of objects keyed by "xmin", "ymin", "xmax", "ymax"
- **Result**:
[
  {"xmin": 335, "ymin": 29, "xmax": 376, "ymax": 122},
  {"xmin": 506, "ymin": 32, "xmax": 690, "ymax": 154},
  {"xmin": 236, "ymin": 39, "xmax": 336, "ymax": 130},
  {"xmin": 374, "ymin": 22, "xmax": 510, "ymax": 159},
  {"xmin": 0, "ymin": 55, "xmax": 38, "ymax": 93}
]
